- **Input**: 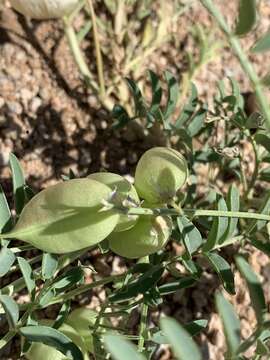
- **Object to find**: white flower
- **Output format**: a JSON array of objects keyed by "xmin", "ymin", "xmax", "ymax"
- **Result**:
[{"xmin": 9, "ymin": 0, "xmax": 80, "ymax": 19}]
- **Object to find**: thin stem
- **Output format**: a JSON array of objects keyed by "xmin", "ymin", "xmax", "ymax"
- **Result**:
[
  {"xmin": 46, "ymin": 274, "xmax": 125, "ymax": 307},
  {"xmin": 0, "ymin": 330, "xmax": 16, "ymax": 350},
  {"xmin": 63, "ymin": 16, "xmax": 95, "ymax": 86},
  {"xmin": 126, "ymin": 207, "xmax": 270, "ymax": 221},
  {"xmin": 85, "ymin": 0, "xmax": 106, "ymax": 98},
  {"xmin": 138, "ymin": 302, "xmax": 149, "ymax": 352},
  {"xmin": 63, "ymin": 16, "xmax": 114, "ymax": 110},
  {"xmin": 200, "ymin": 0, "xmax": 270, "ymax": 130}
]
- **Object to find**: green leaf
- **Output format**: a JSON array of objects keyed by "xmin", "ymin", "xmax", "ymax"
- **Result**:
[
  {"xmin": 245, "ymin": 112, "xmax": 264, "ymax": 129},
  {"xmin": 126, "ymin": 78, "xmax": 147, "ymax": 117},
  {"xmin": 252, "ymin": 31, "xmax": 270, "ymax": 53},
  {"xmin": 205, "ymin": 252, "xmax": 235, "ymax": 294},
  {"xmin": 9, "ymin": 153, "xmax": 26, "ymax": 215},
  {"xmin": 104, "ymin": 334, "xmax": 146, "ymax": 360},
  {"xmin": 53, "ymin": 301, "xmax": 71, "ymax": 329},
  {"xmin": 184, "ymin": 319, "xmax": 208, "ymax": 337},
  {"xmin": 0, "ymin": 179, "xmax": 119, "ymax": 254},
  {"xmin": 260, "ymin": 167, "xmax": 270, "ymax": 182},
  {"xmin": 246, "ymin": 191, "xmax": 270, "ymax": 234},
  {"xmin": 215, "ymin": 292, "xmax": 241, "ymax": 356},
  {"xmin": 255, "ymin": 132, "xmax": 270, "ymax": 152},
  {"xmin": 219, "ymin": 185, "xmax": 240, "ymax": 245},
  {"xmin": 38, "ymin": 289, "xmax": 55, "ymax": 308},
  {"xmin": 250, "ymin": 238, "xmax": 270, "ymax": 256},
  {"xmin": 51, "ymin": 267, "xmax": 84, "ymax": 294},
  {"xmin": 109, "ymin": 265, "xmax": 164, "ymax": 303},
  {"xmin": 149, "ymin": 70, "xmax": 162, "ymax": 114},
  {"xmin": 0, "ymin": 294, "xmax": 19, "ymax": 329},
  {"xmin": 203, "ymin": 194, "xmax": 228, "ymax": 251},
  {"xmin": 175, "ymin": 83, "xmax": 198, "ymax": 128},
  {"xmin": 42, "ymin": 253, "xmax": 58, "ymax": 280},
  {"xmin": 187, "ymin": 108, "xmax": 206, "ymax": 137},
  {"xmin": 177, "ymin": 216, "xmax": 203, "ymax": 257},
  {"xmin": 152, "ymin": 319, "xmax": 207, "ymax": 344},
  {"xmin": 77, "ymin": 20, "xmax": 92, "ymax": 43},
  {"xmin": 19, "ymin": 325, "xmax": 84, "ymax": 360},
  {"xmin": 160, "ymin": 317, "xmax": 202, "ymax": 360},
  {"xmin": 17, "ymin": 257, "xmax": 35, "ymax": 298},
  {"xmin": 158, "ymin": 276, "xmax": 196, "ymax": 295},
  {"xmin": 235, "ymin": 256, "xmax": 266, "ymax": 324},
  {"xmin": 112, "ymin": 105, "xmax": 130, "ymax": 129},
  {"xmin": 0, "ymin": 247, "xmax": 15, "ymax": 277},
  {"xmin": 235, "ymin": 0, "xmax": 257, "ymax": 36},
  {"xmin": 0, "ymin": 184, "xmax": 13, "ymax": 234},
  {"xmin": 163, "ymin": 71, "xmax": 179, "ymax": 120}
]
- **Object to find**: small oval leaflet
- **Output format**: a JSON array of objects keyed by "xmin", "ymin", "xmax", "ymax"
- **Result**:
[
  {"xmin": 0, "ymin": 294, "xmax": 19, "ymax": 329},
  {"xmin": 20, "ymin": 325, "xmax": 84, "ymax": 360}
]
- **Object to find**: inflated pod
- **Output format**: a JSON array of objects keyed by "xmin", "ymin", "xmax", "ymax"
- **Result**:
[
  {"xmin": 88, "ymin": 172, "xmax": 140, "ymax": 232},
  {"xmin": 9, "ymin": 0, "xmax": 79, "ymax": 19},
  {"xmin": 134, "ymin": 147, "xmax": 188, "ymax": 203},
  {"xmin": 108, "ymin": 212, "xmax": 173, "ymax": 259},
  {"xmin": 1, "ymin": 179, "xmax": 119, "ymax": 253},
  {"xmin": 26, "ymin": 322, "xmax": 89, "ymax": 360}
]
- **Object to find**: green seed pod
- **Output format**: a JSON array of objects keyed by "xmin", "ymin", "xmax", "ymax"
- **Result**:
[
  {"xmin": 66, "ymin": 308, "xmax": 109, "ymax": 353},
  {"xmin": 25, "ymin": 322, "xmax": 89, "ymax": 360},
  {"xmin": 108, "ymin": 213, "xmax": 173, "ymax": 259},
  {"xmin": 1, "ymin": 179, "xmax": 119, "ymax": 253},
  {"xmin": 88, "ymin": 172, "xmax": 140, "ymax": 232},
  {"xmin": 134, "ymin": 147, "xmax": 188, "ymax": 203}
]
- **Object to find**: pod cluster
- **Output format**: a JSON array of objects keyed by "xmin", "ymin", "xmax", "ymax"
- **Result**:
[{"xmin": 5, "ymin": 147, "xmax": 188, "ymax": 258}]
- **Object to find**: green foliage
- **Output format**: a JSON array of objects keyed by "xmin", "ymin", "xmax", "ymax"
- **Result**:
[
  {"xmin": 20, "ymin": 325, "xmax": 84, "ymax": 360},
  {"xmin": 235, "ymin": 0, "xmax": 257, "ymax": 36},
  {"xmin": 215, "ymin": 292, "xmax": 241, "ymax": 357},
  {"xmin": 252, "ymin": 31, "xmax": 270, "ymax": 53},
  {"xmin": 1, "ymin": 71, "xmax": 270, "ymax": 358},
  {"xmin": 161, "ymin": 317, "xmax": 202, "ymax": 360},
  {"xmin": 0, "ymin": 294, "xmax": 19, "ymax": 330}
]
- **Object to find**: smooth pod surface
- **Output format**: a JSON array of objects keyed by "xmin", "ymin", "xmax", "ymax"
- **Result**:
[
  {"xmin": 2, "ymin": 179, "xmax": 119, "ymax": 253},
  {"xmin": 9, "ymin": 0, "xmax": 79, "ymax": 19},
  {"xmin": 26, "ymin": 322, "xmax": 89, "ymax": 360},
  {"xmin": 108, "ymin": 214, "xmax": 173, "ymax": 259},
  {"xmin": 88, "ymin": 172, "xmax": 140, "ymax": 232},
  {"xmin": 134, "ymin": 147, "xmax": 188, "ymax": 203}
]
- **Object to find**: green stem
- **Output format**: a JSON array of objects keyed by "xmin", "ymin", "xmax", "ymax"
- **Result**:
[
  {"xmin": 127, "ymin": 207, "xmax": 270, "ymax": 221},
  {"xmin": 86, "ymin": 0, "xmax": 106, "ymax": 98},
  {"xmin": 200, "ymin": 0, "xmax": 270, "ymax": 130},
  {"xmin": 46, "ymin": 274, "xmax": 125, "ymax": 307},
  {"xmin": 63, "ymin": 17, "xmax": 96, "ymax": 86},
  {"xmin": 63, "ymin": 17, "xmax": 114, "ymax": 110},
  {"xmin": 0, "ymin": 330, "xmax": 16, "ymax": 350},
  {"xmin": 138, "ymin": 302, "xmax": 148, "ymax": 352}
]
